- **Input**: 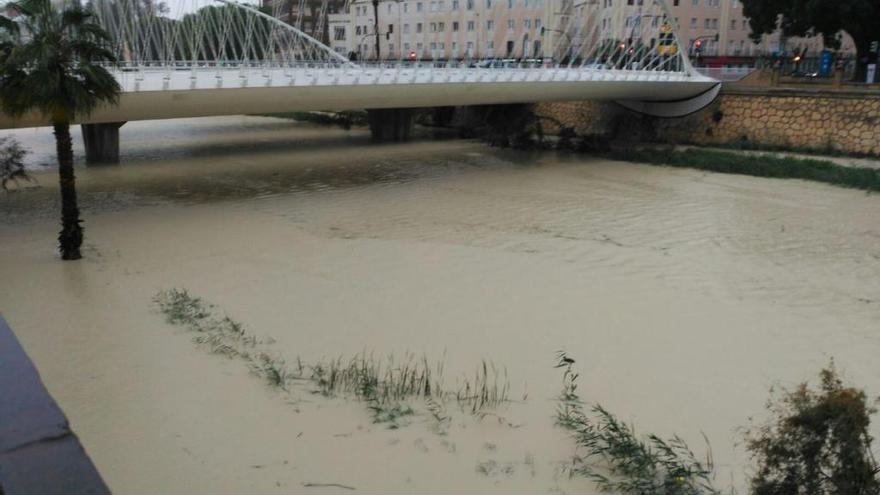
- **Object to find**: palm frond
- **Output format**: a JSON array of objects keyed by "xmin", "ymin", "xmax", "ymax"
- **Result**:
[{"xmin": 0, "ymin": 14, "xmax": 20, "ymax": 37}]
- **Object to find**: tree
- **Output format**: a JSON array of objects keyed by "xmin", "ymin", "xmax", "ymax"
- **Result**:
[
  {"xmin": 742, "ymin": 0, "xmax": 880, "ymax": 78},
  {"xmin": 0, "ymin": 0, "xmax": 120, "ymax": 260}
]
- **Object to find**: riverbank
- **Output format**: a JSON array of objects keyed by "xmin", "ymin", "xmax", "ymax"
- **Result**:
[
  {"xmin": 2, "ymin": 116, "xmax": 879, "ymax": 494},
  {"xmin": 607, "ymin": 147, "xmax": 880, "ymax": 192}
]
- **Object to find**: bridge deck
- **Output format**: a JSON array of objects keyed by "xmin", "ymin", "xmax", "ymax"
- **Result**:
[{"xmin": 0, "ymin": 67, "xmax": 717, "ymax": 128}]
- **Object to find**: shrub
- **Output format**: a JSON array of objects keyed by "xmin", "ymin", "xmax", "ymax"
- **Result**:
[{"xmin": 746, "ymin": 361, "xmax": 880, "ymax": 495}]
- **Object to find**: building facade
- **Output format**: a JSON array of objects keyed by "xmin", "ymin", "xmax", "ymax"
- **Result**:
[
  {"xmin": 327, "ymin": 0, "xmax": 546, "ymax": 60},
  {"xmin": 287, "ymin": 0, "xmax": 856, "ymax": 63}
]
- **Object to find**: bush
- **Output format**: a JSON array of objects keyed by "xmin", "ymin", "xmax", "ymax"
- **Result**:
[
  {"xmin": 0, "ymin": 137, "xmax": 31, "ymax": 191},
  {"xmin": 746, "ymin": 362, "xmax": 880, "ymax": 495}
]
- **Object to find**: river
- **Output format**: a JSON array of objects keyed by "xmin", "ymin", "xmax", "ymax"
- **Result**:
[{"xmin": 1, "ymin": 116, "xmax": 878, "ymax": 494}]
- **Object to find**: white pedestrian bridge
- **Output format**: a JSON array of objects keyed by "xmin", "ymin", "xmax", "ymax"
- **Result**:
[{"xmin": 0, "ymin": 0, "xmax": 720, "ymax": 129}]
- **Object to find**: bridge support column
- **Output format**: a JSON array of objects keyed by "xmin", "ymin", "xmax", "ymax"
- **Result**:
[
  {"xmin": 367, "ymin": 108, "xmax": 415, "ymax": 142},
  {"xmin": 81, "ymin": 122, "xmax": 125, "ymax": 164}
]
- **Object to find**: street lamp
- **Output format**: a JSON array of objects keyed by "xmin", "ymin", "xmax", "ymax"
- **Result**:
[{"xmin": 354, "ymin": 0, "xmax": 407, "ymax": 61}]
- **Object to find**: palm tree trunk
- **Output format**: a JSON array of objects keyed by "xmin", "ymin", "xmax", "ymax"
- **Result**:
[{"xmin": 53, "ymin": 122, "xmax": 83, "ymax": 260}]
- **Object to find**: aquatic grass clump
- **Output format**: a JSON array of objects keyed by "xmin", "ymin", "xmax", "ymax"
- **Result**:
[
  {"xmin": 153, "ymin": 289, "xmax": 297, "ymax": 388},
  {"xmin": 456, "ymin": 360, "xmax": 511, "ymax": 414},
  {"xmin": 153, "ymin": 288, "xmax": 211, "ymax": 326},
  {"xmin": 608, "ymin": 147, "xmax": 880, "ymax": 193},
  {"xmin": 153, "ymin": 288, "xmax": 512, "ymax": 429},
  {"xmin": 554, "ymin": 352, "xmax": 720, "ymax": 495},
  {"xmin": 310, "ymin": 353, "xmax": 444, "ymax": 404}
]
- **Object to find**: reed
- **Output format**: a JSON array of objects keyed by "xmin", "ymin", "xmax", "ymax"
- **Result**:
[{"xmin": 554, "ymin": 352, "xmax": 719, "ymax": 495}]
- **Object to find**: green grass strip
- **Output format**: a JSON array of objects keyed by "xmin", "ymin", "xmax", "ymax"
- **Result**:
[{"xmin": 608, "ymin": 147, "xmax": 880, "ymax": 192}]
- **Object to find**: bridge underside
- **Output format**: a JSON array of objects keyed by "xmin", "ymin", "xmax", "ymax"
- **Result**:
[{"xmin": 0, "ymin": 69, "xmax": 718, "ymax": 129}]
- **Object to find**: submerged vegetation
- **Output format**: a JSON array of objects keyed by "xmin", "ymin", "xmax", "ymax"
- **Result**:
[
  {"xmin": 153, "ymin": 288, "xmax": 509, "ymax": 428},
  {"xmin": 554, "ymin": 352, "xmax": 720, "ymax": 495},
  {"xmin": 155, "ymin": 291, "xmax": 880, "ymax": 492},
  {"xmin": 745, "ymin": 361, "xmax": 880, "ymax": 495},
  {"xmin": 608, "ymin": 147, "xmax": 880, "ymax": 193}
]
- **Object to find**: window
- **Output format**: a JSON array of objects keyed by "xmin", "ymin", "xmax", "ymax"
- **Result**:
[
  {"xmin": 467, "ymin": 20, "xmax": 475, "ymax": 31},
  {"xmin": 453, "ymin": 21, "xmax": 459, "ymax": 31},
  {"xmin": 417, "ymin": 2, "xmax": 423, "ymax": 11},
  {"xmin": 466, "ymin": 0, "xmax": 473, "ymax": 9},
  {"xmin": 452, "ymin": 0, "xmax": 459, "ymax": 8},
  {"xmin": 690, "ymin": 17, "xmax": 697, "ymax": 28},
  {"xmin": 692, "ymin": 0, "xmax": 698, "ymax": 5},
  {"xmin": 523, "ymin": 19, "xmax": 531, "ymax": 28},
  {"xmin": 356, "ymin": 25, "xmax": 362, "ymax": 35},
  {"xmin": 403, "ymin": 2, "xmax": 408, "ymax": 12},
  {"xmin": 486, "ymin": 20, "xmax": 494, "ymax": 30},
  {"xmin": 430, "ymin": 1, "xmax": 436, "ymax": 11},
  {"xmin": 387, "ymin": 3, "xmax": 392, "ymax": 12},
  {"xmin": 507, "ymin": 19, "xmax": 514, "ymax": 29},
  {"xmin": 730, "ymin": 19, "xmax": 736, "ymax": 30},
  {"xmin": 673, "ymin": 0, "xmax": 679, "ymax": 5},
  {"xmin": 334, "ymin": 27, "xmax": 346, "ymax": 40},
  {"xmin": 507, "ymin": 0, "xmax": 513, "ymax": 7},
  {"xmin": 535, "ymin": 19, "xmax": 541, "ymax": 31},
  {"xmin": 388, "ymin": 23, "xmax": 394, "ymax": 33},
  {"xmin": 430, "ymin": 22, "xmax": 437, "ymax": 32},
  {"xmin": 403, "ymin": 23, "xmax": 410, "ymax": 33},
  {"xmin": 704, "ymin": 18, "xmax": 710, "ymax": 28},
  {"xmin": 486, "ymin": 0, "xmax": 492, "ymax": 7},
  {"xmin": 438, "ymin": 22, "xmax": 445, "ymax": 31},
  {"xmin": 416, "ymin": 22, "xmax": 423, "ymax": 32}
]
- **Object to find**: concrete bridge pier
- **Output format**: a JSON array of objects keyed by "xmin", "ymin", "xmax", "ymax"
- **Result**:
[
  {"xmin": 81, "ymin": 122, "xmax": 125, "ymax": 164},
  {"xmin": 366, "ymin": 109, "xmax": 415, "ymax": 142}
]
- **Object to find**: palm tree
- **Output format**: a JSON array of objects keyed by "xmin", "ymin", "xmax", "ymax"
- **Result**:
[{"xmin": 0, "ymin": 0, "xmax": 120, "ymax": 260}]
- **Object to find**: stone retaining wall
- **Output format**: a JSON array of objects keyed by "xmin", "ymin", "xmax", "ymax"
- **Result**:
[{"xmin": 535, "ymin": 86, "xmax": 880, "ymax": 156}]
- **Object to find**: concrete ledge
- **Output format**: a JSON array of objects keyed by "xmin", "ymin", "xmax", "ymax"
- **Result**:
[
  {"xmin": 723, "ymin": 84, "xmax": 880, "ymax": 99},
  {"xmin": 0, "ymin": 314, "xmax": 110, "ymax": 495}
]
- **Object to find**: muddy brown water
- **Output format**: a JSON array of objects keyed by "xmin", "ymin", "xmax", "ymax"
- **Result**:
[{"xmin": 1, "ymin": 116, "xmax": 878, "ymax": 494}]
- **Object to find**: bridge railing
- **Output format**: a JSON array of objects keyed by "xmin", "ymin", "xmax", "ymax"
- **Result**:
[{"xmin": 103, "ymin": 58, "xmax": 696, "ymax": 73}]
